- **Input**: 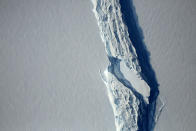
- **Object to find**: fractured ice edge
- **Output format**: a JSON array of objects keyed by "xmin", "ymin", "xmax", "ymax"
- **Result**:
[{"xmin": 91, "ymin": 0, "xmax": 164, "ymax": 131}]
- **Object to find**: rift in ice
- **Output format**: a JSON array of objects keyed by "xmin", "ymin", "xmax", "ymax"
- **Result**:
[{"xmin": 91, "ymin": 0, "xmax": 163, "ymax": 130}]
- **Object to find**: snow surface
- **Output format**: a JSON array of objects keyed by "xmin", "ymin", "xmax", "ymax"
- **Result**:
[{"xmin": 0, "ymin": 0, "xmax": 116, "ymax": 130}]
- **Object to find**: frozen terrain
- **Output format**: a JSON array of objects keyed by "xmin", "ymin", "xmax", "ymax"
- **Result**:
[{"xmin": 0, "ymin": 0, "xmax": 195, "ymax": 130}]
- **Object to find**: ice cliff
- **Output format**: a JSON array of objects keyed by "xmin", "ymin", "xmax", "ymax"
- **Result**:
[{"xmin": 91, "ymin": 0, "xmax": 161, "ymax": 130}]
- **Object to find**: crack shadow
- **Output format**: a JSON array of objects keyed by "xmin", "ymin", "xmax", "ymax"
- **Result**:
[{"xmin": 119, "ymin": 0, "xmax": 160, "ymax": 130}]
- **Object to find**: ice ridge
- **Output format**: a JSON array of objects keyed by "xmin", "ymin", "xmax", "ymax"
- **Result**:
[{"xmin": 91, "ymin": 0, "xmax": 160, "ymax": 131}]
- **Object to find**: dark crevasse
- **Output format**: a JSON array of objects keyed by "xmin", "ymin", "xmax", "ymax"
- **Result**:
[{"xmin": 119, "ymin": 0, "xmax": 160, "ymax": 131}]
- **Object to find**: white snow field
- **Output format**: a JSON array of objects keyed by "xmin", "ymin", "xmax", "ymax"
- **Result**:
[{"xmin": 0, "ymin": 0, "xmax": 116, "ymax": 130}]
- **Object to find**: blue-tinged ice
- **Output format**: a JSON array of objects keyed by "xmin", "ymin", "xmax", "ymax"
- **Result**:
[{"xmin": 91, "ymin": 0, "xmax": 161, "ymax": 131}]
